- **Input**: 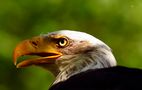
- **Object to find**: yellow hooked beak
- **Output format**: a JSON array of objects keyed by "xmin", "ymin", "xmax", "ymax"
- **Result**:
[{"xmin": 13, "ymin": 36, "xmax": 62, "ymax": 68}]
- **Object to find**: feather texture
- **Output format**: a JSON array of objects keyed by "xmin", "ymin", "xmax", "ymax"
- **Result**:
[{"xmin": 50, "ymin": 66, "xmax": 142, "ymax": 90}]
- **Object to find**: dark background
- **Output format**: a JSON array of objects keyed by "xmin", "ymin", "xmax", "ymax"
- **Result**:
[{"xmin": 0, "ymin": 0, "xmax": 142, "ymax": 90}]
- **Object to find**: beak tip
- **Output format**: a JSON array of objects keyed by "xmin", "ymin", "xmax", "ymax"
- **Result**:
[
  {"xmin": 16, "ymin": 63, "xmax": 21, "ymax": 68},
  {"xmin": 13, "ymin": 58, "xmax": 17, "ymax": 66},
  {"xmin": 14, "ymin": 62, "xmax": 17, "ymax": 66}
]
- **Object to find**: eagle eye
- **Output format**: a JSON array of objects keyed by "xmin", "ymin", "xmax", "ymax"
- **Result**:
[{"xmin": 57, "ymin": 38, "xmax": 69, "ymax": 48}]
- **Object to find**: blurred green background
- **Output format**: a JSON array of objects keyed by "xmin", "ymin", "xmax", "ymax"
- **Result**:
[{"xmin": 0, "ymin": 0, "xmax": 142, "ymax": 90}]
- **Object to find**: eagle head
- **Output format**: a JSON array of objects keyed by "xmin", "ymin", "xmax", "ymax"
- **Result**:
[{"xmin": 13, "ymin": 30, "xmax": 116, "ymax": 84}]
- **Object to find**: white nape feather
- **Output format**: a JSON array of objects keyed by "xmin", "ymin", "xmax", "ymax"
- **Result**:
[
  {"xmin": 48, "ymin": 30, "xmax": 117, "ymax": 84},
  {"xmin": 49, "ymin": 30, "xmax": 116, "ymax": 66}
]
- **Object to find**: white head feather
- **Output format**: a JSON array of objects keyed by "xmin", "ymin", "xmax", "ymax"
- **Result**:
[
  {"xmin": 52, "ymin": 30, "xmax": 109, "ymax": 46},
  {"xmin": 47, "ymin": 30, "xmax": 116, "ymax": 66},
  {"xmin": 46, "ymin": 30, "xmax": 117, "ymax": 84}
]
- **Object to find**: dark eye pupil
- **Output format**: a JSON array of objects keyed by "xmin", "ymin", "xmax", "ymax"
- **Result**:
[{"xmin": 60, "ymin": 40, "xmax": 64, "ymax": 44}]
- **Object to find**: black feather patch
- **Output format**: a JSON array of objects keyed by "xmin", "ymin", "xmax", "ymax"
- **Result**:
[{"xmin": 50, "ymin": 66, "xmax": 142, "ymax": 90}]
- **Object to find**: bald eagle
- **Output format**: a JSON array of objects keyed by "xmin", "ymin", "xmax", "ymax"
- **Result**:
[{"xmin": 13, "ymin": 30, "xmax": 142, "ymax": 90}]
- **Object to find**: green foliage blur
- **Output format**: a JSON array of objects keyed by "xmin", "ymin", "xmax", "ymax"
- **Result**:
[{"xmin": 0, "ymin": 0, "xmax": 142, "ymax": 90}]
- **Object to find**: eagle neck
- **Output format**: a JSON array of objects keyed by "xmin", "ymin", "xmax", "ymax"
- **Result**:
[{"xmin": 53, "ymin": 46, "xmax": 116, "ymax": 85}]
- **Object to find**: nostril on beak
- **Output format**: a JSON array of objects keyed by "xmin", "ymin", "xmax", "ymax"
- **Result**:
[{"xmin": 30, "ymin": 40, "xmax": 39, "ymax": 48}]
